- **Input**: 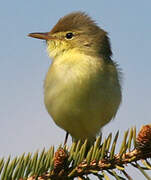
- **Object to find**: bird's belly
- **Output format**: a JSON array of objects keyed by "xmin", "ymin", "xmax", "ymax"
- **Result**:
[{"xmin": 44, "ymin": 68, "xmax": 121, "ymax": 140}]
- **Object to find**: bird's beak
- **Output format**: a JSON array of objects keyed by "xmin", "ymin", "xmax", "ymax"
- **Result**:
[{"xmin": 28, "ymin": 32, "xmax": 56, "ymax": 40}]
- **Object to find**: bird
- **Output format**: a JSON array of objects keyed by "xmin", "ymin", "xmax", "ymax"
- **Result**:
[{"xmin": 28, "ymin": 11, "xmax": 122, "ymax": 146}]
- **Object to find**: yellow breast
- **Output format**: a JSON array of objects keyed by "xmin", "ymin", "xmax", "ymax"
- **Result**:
[{"xmin": 44, "ymin": 50, "xmax": 121, "ymax": 141}]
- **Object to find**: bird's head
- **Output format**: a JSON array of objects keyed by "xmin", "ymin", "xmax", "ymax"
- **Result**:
[{"xmin": 28, "ymin": 12, "xmax": 112, "ymax": 59}]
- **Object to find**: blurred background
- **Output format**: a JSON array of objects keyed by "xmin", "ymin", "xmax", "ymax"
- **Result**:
[{"xmin": 0, "ymin": 0, "xmax": 151, "ymax": 179}]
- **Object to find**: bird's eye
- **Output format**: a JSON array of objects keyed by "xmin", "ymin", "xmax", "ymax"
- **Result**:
[{"xmin": 65, "ymin": 32, "xmax": 74, "ymax": 39}]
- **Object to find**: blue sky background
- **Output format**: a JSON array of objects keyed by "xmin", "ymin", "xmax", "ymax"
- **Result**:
[{"xmin": 1, "ymin": 0, "xmax": 151, "ymax": 179}]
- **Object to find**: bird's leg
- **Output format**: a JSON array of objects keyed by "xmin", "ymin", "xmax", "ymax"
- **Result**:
[{"xmin": 64, "ymin": 132, "xmax": 69, "ymax": 146}]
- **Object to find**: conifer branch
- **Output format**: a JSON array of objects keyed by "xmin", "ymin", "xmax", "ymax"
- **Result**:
[{"xmin": 1, "ymin": 125, "xmax": 151, "ymax": 180}]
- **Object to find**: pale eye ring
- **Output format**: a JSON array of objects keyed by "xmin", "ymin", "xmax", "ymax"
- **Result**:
[{"xmin": 65, "ymin": 32, "xmax": 74, "ymax": 39}]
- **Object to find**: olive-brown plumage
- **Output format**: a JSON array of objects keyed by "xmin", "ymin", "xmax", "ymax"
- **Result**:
[{"xmin": 28, "ymin": 12, "xmax": 122, "ymax": 145}]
